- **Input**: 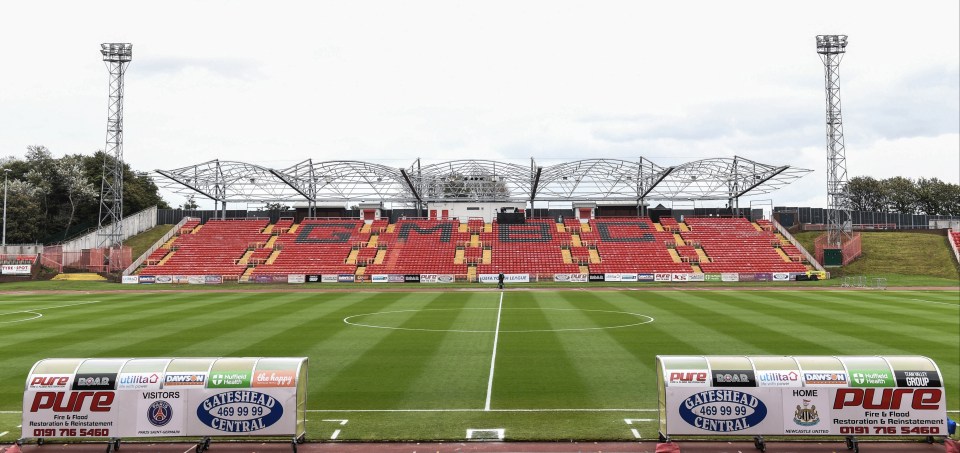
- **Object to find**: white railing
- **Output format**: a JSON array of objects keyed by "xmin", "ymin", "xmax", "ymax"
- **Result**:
[
  {"xmin": 949, "ymin": 229, "xmax": 960, "ymax": 265},
  {"xmin": 772, "ymin": 218, "xmax": 825, "ymax": 273}
]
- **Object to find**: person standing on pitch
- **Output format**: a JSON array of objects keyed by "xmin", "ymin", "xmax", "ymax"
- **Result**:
[{"xmin": 497, "ymin": 272, "xmax": 505, "ymax": 289}]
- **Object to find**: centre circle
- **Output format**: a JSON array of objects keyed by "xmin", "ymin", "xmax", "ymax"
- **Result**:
[
  {"xmin": 343, "ymin": 307, "xmax": 654, "ymax": 333},
  {"xmin": 0, "ymin": 311, "xmax": 43, "ymax": 324}
]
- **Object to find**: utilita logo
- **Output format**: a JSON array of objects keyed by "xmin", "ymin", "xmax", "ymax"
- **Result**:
[
  {"xmin": 30, "ymin": 391, "xmax": 114, "ymax": 412},
  {"xmin": 833, "ymin": 388, "xmax": 942, "ymax": 410}
]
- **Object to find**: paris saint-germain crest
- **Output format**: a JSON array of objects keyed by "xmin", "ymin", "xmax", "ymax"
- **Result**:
[{"xmin": 147, "ymin": 400, "xmax": 173, "ymax": 427}]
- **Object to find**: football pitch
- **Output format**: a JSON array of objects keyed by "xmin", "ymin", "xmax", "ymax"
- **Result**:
[{"xmin": 0, "ymin": 289, "xmax": 957, "ymax": 442}]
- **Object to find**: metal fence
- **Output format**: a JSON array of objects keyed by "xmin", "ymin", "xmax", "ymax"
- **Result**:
[{"xmin": 774, "ymin": 207, "xmax": 960, "ymax": 229}]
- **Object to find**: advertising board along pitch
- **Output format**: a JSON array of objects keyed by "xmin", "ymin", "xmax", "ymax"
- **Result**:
[
  {"xmin": 21, "ymin": 357, "xmax": 307, "ymax": 449},
  {"xmin": 656, "ymin": 355, "xmax": 948, "ymax": 445}
]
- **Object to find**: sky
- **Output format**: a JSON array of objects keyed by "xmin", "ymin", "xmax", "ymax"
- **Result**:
[{"xmin": 1, "ymin": 0, "xmax": 958, "ymax": 211}]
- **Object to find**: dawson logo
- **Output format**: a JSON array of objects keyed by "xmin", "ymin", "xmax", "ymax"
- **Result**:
[
  {"xmin": 147, "ymin": 400, "xmax": 173, "ymax": 427},
  {"xmin": 678, "ymin": 390, "xmax": 767, "ymax": 432},
  {"xmin": 802, "ymin": 372, "xmax": 847, "ymax": 385},
  {"xmin": 793, "ymin": 399, "xmax": 820, "ymax": 426},
  {"xmin": 196, "ymin": 391, "xmax": 284, "ymax": 433},
  {"xmin": 164, "ymin": 374, "xmax": 206, "ymax": 386}
]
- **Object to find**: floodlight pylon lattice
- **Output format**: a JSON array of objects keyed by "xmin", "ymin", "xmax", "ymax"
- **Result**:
[
  {"xmin": 817, "ymin": 35, "xmax": 851, "ymax": 247},
  {"xmin": 97, "ymin": 43, "xmax": 132, "ymax": 247}
]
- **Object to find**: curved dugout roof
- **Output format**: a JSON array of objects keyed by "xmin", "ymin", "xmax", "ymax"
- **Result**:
[{"xmin": 154, "ymin": 157, "xmax": 811, "ymax": 205}]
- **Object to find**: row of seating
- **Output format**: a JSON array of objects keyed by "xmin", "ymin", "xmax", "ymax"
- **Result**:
[{"xmin": 138, "ymin": 217, "xmax": 810, "ymax": 277}]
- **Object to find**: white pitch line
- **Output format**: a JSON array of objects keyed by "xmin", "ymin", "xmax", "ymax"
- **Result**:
[
  {"xmin": 907, "ymin": 298, "xmax": 960, "ymax": 308},
  {"xmin": 630, "ymin": 428, "xmax": 641, "ymax": 438},
  {"xmin": 330, "ymin": 429, "xmax": 341, "ymax": 440},
  {"xmin": 0, "ymin": 431, "xmax": 8, "ymax": 437},
  {"xmin": 309, "ymin": 408, "xmax": 657, "ymax": 413},
  {"xmin": 484, "ymin": 291, "xmax": 504, "ymax": 411},
  {"xmin": 0, "ymin": 300, "xmax": 105, "ymax": 316}
]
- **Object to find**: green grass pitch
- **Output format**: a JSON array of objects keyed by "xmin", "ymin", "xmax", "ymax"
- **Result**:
[{"xmin": 0, "ymin": 289, "xmax": 957, "ymax": 441}]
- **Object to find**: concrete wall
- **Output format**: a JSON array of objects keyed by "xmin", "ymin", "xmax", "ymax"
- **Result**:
[{"xmin": 62, "ymin": 206, "xmax": 158, "ymax": 252}]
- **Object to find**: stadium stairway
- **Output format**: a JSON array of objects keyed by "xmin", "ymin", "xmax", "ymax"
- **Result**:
[{"xmin": 588, "ymin": 248, "xmax": 601, "ymax": 264}]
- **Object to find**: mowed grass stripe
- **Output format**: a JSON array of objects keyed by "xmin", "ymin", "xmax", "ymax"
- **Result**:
[
  {"xmin": 649, "ymin": 291, "xmax": 836, "ymax": 355},
  {"xmin": 0, "ymin": 293, "xmax": 214, "ymax": 397},
  {"xmin": 307, "ymin": 292, "xmax": 445, "ymax": 397},
  {"xmin": 319, "ymin": 293, "xmax": 489, "ymax": 409},
  {"xmin": 223, "ymin": 292, "xmax": 388, "ymax": 357},
  {"xmin": 745, "ymin": 291, "xmax": 958, "ymax": 350},
  {"xmin": 398, "ymin": 293, "xmax": 500, "ymax": 409},
  {"xmin": 118, "ymin": 292, "xmax": 341, "ymax": 357},
  {"xmin": 770, "ymin": 291, "xmax": 955, "ymax": 344},
  {"xmin": 556, "ymin": 291, "xmax": 681, "ymax": 407},
  {"xmin": 793, "ymin": 290, "xmax": 959, "ymax": 331},
  {"xmin": 0, "ymin": 293, "xmax": 219, "ymax": 408},
  {"xmin": 533, "ymin": 292, "xmax": 646, "ymax": 408},
  {"xmin": 700, "ymin": 291, "xmax": 950, "ymax": 349},
  {"xmin": 491, "ymin": 292, "xmax": 592, "ymax": 409},
  {"xmin": 46, "ymin": 292, "xmax": 297, "ymax": 358}
]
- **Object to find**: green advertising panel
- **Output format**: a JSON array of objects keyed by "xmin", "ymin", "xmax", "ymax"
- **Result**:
[
  {"xmin": 848, "ymin": 369, "xmax": 894, "ymax": 387},
  {"xmin": 208, "ymin": 370, "xmax": 252, "ymax": 388}
]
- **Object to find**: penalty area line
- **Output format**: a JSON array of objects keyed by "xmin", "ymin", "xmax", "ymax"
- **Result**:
[{"xmin": 484, "ymin": 291, "xmax": 504, "ymax": 411}]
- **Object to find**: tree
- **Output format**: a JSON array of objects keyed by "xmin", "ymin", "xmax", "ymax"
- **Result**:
[
  {"xmin": 3, "ymin": 180, "xmax": 43, "ymax": 243},
  {"xmin": 914, "ymin": 178, "xmax": 950, "ymax": 215},
  {"xmin": 56, "ymin": 155, "xmax": 98, "ymax": 240},
  {"xmin": 263, "ymin": 202, "xmax": 290, "ymax": 213},
  {"xmin": 0, "ymin": 146, "xmax": 172, "ymax": 244},
  {"xmin": 180, "ymin": 195, "xmax": 199, "ymax": 210},
  {"xmin": 941, "ymin": 183, "xmax": 960, "ymax": 216},
  {"xmin": 882, "ymin": 176, "xmax": 917, "ymax": 214},
  {"xmin": 844, "ymin": 176, "xmax": 885, "ymax": 212}
]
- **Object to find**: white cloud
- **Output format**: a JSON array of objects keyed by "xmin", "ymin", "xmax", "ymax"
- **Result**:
[{"xmin": 1, "ymin": 0, "xmax": 957, "ymax": 210}]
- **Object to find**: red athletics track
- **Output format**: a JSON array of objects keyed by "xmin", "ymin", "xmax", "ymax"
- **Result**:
[{"xmin": 3, "ymin": 440, "xmax": 953, "ymax": 453}]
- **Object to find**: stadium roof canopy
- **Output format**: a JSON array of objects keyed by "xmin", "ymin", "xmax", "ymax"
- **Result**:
[{"xmin": 153, "ymin": 156, "xmax": 811, "ymax": 209}]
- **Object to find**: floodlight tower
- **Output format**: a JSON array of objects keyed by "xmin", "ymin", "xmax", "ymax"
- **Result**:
[
  {"xmin": 98, "ymin": 43, "xmax": 132, "ymax": 248},
  {"xmin": 816, "ymin": 35, "xmax": 851, "ymax": 247}
]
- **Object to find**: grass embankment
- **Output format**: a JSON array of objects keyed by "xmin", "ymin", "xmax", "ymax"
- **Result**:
[
  {"xmin": 794, "ymin": 231, "xmax": 960, "ymax": 284},
  {"xmin": 124, "ymin": 224, "xmax": 174, "ymax": 259}
]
